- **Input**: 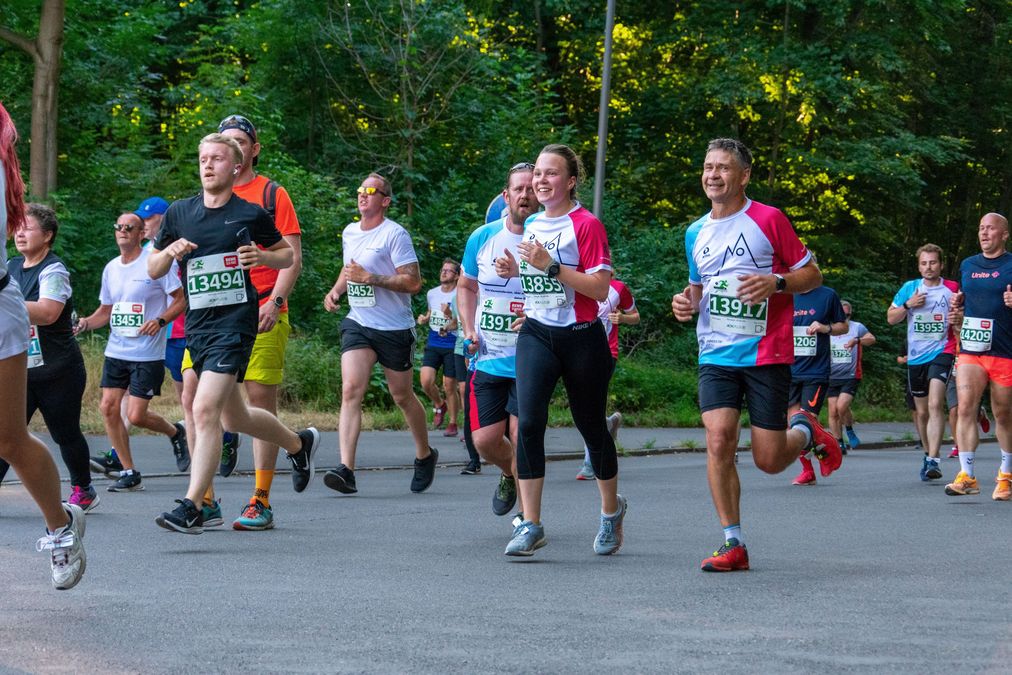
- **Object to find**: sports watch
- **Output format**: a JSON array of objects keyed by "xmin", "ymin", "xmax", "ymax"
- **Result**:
[
  {"xmin": 546, "ymin": 261, "xmax": 561, "ymax": 279},
  {"xmin": 773, "ymin": 274, "xmax": 787, "ymax": 293},
  {"xmin": 272, "ymin": 296, "xmax": 285, "ymax": 308}
]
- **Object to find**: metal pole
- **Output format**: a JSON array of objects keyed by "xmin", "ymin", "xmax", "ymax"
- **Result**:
[{"xmin": 592, "ymin": 0, "xmax": 616, "ymax": 219}]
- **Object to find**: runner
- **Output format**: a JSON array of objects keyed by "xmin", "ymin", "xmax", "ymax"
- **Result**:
[
  {"xmin": 149, "ymin": 132, "xmax": 319, "ymax": 533},
  {"xmin": 417, "ymin": 259, "xmax": 461, "ymax": 436},
  {"xmin": 827, "ymin": 300, "xmax": 876, "ymax": 453},
  {"xmin": 672, "ymin": 138, "xmax": 842, "ymax": 572},
  {"xmin": 576, "ymin": 273, "xmax": 639, "ymax": 480},
  {"xmin": 945, "ymin": 212, "xmax": 1012, "ymax": 500},
  {"xmin": 494, "ymin": 145, "xmax": 627, "ymax": 557},
  {"xmin": 887, "ymin": 243, "xmax": 959, "ymax": 481},
  {"xmin": 0, "ymin": 102, "xmax": 86, "ymax": 589},
  {"xmin": 788, "ymin": 283, "xmax": 848, "ymax": 485},
  {"xmin": 321, "ymin": 173, "xmax": 438, "ymax": 495},
  {"xmin": 458, "ymin": 161, "xmax": 538, "ymax": 519},
  {"xmin": 76, "ymin": 211, "xmax": 187, "ymax": 492},
  {"xmin": 0, "ymin": 204, "xmax": 97, "ymax": 511},
  {"xmin": 218, "ymin": 114, "xmax": 304, "ymax": 530}
]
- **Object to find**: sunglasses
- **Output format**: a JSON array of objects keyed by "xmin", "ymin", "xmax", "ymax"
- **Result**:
[
  {"xmin": 508, "ymin": 162, "xmax": 535, "ymax": 175},
  {"xmin": 357, "ymin": 186, "xmax": 388, "ymax": 196},
  {"xmin": 113, "ymin": 223, "xmax": 138, "ymax": 232}
]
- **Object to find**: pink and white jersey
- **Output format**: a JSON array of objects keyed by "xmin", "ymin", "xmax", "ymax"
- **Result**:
[
  {"xmin": 520, "ymin": 203, "xmax": 611, "ymax": 328},
  {"xmin": 598, "ymin": 278, "xmax": 635, "ymax": 359},
  {"xmin": 685, "ymin": 199, "xmax": 811, "ymax": 367}
]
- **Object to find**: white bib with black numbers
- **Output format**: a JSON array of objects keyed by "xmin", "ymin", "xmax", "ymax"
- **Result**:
[
  {"xmin": 960, "ymin": 316, "xmax": 993, "ymax": 352},
  {"xmin": 912, "ymin": 311, "xmax": 946, "ymax": 342},
  {"xmin": 519, "ymin": 260, "xmax": 567, "ymax": 309},
  {"xmin": 478, "ymin": 296, "xmax": 522, "ymax": 349}
]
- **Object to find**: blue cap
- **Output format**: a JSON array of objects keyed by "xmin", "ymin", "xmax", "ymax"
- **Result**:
[{"xmin": 134, "ymin": 197, "xmax": 169, "ymax": 220}]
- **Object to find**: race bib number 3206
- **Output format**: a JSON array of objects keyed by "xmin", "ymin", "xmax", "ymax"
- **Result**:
[
  {"xmin": 706, "ymin": 276, "xmax": 767, "ymax": 336},
  {"xmin": 187, "ymin": 253, "xmax": 247, "ymax": 310}
]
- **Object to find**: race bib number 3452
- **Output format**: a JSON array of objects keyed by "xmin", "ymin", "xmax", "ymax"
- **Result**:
[
  {"xmin": 346, "ymin": 282, "xmax": 376, "ymax": 308},
  {"xmin": 187, "ymin": 253, "xmax": 247, "ymax": 310},
  {"xmin": 707, "ymin": 276, "xmax": 767, "ymax": 336}
]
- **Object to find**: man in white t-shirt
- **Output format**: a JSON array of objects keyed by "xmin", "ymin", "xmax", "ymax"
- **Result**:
[
  {"xmin": 322, "ymin": 173, "xmax": 438, "ymax": 494},
  {"xmin": 417, "ymin": 259, "xmax": 461, "ymax": 435},
  {"xmin": 76, "ymin": 212, "xmax": 187, "ymax": 492}
]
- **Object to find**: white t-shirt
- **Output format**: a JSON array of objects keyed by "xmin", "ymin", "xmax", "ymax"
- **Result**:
[
  {"xmin": 99, "ymin": 248, "xmax": 181, "ymax": 362},
  {"xmin": 37, "ymin": 262, "xmax": 72, "ymax": 303},
  {"xmin": 342, "ymin": 217, "xmax": 418, "ymax": 331}
]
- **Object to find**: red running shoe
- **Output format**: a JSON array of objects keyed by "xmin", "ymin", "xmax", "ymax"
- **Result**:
[
  {"xmin": 701, "ymin": 538, "xmax": 749, "ymax": 572},
  {"xmin": 978, "ymin": 407, "xmax": 991, "ymax": 434},
  {"xmin": 432, "ymin": 403, "xmax": 447, "ymax": 429},
  {"xmin": 948, "ymin": 446, "xmax": 959, "ymax": 459},
  {"xmin": 795, "ymin": 410, "xmax": 842, "ymax": 477},
  {"xmin": 792, "ymin": 455, "xmax": 817, "ymax": 485}
]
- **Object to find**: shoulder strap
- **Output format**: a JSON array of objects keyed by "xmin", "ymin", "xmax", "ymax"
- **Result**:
[{"xmin": 261, "ymin": 179, "xmax": 280, "ymax": 222}]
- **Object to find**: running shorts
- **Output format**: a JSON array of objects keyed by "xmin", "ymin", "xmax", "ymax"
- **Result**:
[
  {"xmin": 908, "ymin": 353, "xmax": 954, "ymax": 398},
  {"xmin": 697, "ymin": 364, "xmax": 791, "ymax": 431},
  {"xmin": 245, "ymin": 312, "xmax": 291, "ymax": 386},
  {"xmin": 165, "ymin": 337, "xmax": 186, "ymax": 383},
  {"xmin": 828, "ymin": 378, "xmax": 860, "ymax": 398},
  {"xmin": 186, "ymin": 332, "xmax": 255, "ymax": 383},
  {"xmin": 340, "ymin": 317, "xmax": 415, "ymax": 372},
  {"xmin": 101, "ymin": 357, "xmax": 166, "ymax": 399},
  {"xmin": 468, "ymin": 369, "xmax": 518, "ymax": 429},
  {"xmin": 957, "ymin": 353, "xmax": 1012, "ymax": 388}
]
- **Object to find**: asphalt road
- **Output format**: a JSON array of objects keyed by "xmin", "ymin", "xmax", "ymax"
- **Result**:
[{"xmin": 2, "ymin": 443, "xmax": 1009, "ymax": 673}]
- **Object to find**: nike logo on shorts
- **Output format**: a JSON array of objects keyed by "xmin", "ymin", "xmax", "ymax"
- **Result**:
[
  {"xmin": 216, "ymin": 361, "xmax": 231, "ymax": 369},
  {"xmin": 807, "ymin": 386, "xmax": 823, "ymax": 408}
]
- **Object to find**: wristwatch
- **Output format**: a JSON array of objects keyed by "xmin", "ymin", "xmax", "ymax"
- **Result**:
[
  {"xmin": 546, "ymin": 261, "xmax": 561, "ymax": 279},
  {"xmin": 272, "ymin": 296, "xmax": 285, "ymax": 308},
  {"xmin": 773, "ymin": 273, "xmax": 787, "ymax": 293},
  {"xmin": 157, "ymin": 317, "xmax": 167, "ymax": 327}
]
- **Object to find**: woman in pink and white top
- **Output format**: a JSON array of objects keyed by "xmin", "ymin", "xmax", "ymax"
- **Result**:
[{"xmin": 496, "ymin": 143, "xmax": 627, "ymax": 557}]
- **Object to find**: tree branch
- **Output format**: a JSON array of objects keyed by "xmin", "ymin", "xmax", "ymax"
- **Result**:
[{"xmin": 0, "ymin": 25, "xmax": 37, "ymax": 58}]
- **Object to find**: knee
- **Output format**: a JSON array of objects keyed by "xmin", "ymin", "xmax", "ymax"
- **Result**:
[
  {"xmin": 753, "ymin": 454, "xmax": 782, "ymax": 474},
  {"xmin": 126, "ymin": 408, "xmax": 147, "ymax": 427},
  {"xmin": 390, "ymin": 387, "xmax": 418, "ymax": 408},
  {"xmin": 993, "ymin": 407, "xmax": 1011, "ymax": 427},
  {"xmin": 191, "ymin": 400, "xmax": 218, "ymax": 428},
  {"xmin": 99, "ymin": 397, "xmax": 119, "ymax": 420}
]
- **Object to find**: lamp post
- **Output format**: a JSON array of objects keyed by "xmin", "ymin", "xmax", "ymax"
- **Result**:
[{"xmin": 592, "ymin": 0, "xmax": 616, "ymax": 219}]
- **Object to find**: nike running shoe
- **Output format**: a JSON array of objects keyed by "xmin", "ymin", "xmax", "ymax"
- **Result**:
[
  {"xmin": 505, "ymin": 521, "xmax": 546, "ymax": 557},
  {"xmin": 36, "ymin": 504, "xmax": 86, "ymax": 590},
  {"xmin": 287, "ymin": 427, "xmax": 320, "ymax": 493},
  {"xmin": 170, "ymin": 422, "xmax": 190, "ymax": 472},
  {"xmin": 67, "ymin": 485, "xmax": 100, "ymax": 513},
  {"xmin": 793, "ymin": 410, "xmax": 842, "ymax": 477},
  {"xmin": 992, "ymin": 472, "xmax": 1011, "ymax": 501},
  {"xmin": 233, "ymin": 500, "xmax": 275, "ymax": 530},
  {"xmin": 700, "ymin": 538, "xmax": 749, "ymax": 572},
  {"xmin": 90, "ymin": 449, "xmax": 122, "ymax": 477},
  {"xmin": 411, "ymin": 447, "xmax": 438, "ymax": 493},
  {"xmin": 107, "ymin": 470, "xmax": 143, "ymax": 492},
  {"xmin": 201, "ymin": 499, "xmax": 223, "ymax": 528},
  {"xmin": 492, "ymin": 474, "xmax": 517, "ymax": 516},
  {"xmin": 323, "ymin": 464, "xmax": 358, "ymax": 494},
  {"xmin": 219, "ymin": 432, "xmax": 240, "ymax": 478},
  {"xmin": 460, "ymin": 459, "xmax": 481, "ymax": 475},
  {"xmin": 978, "ymin": 407, "xmax": 991, "ymax": 434},
  {"xmin": 792, "ymin": 455, "xmax": 817, "ymax": 486},
  {"xmin": 576, "ymin": 459, "xmax": 595, "ymax": 481},
  {"xmin": 944, "ymin": 471, "xmax": 980, "ymax": 496},
  {"xmin": 948, "ymin": 446, "xmax": 959, "ymax": 459},
  {"xmin": 593, "ymin": 495, "xmax": 627, "ymax": 555},
  {"xmin": 155, "ymin": 498, "xmax": 204, "ymax": 534},
  {"xmin": 432, "ymin": 403, "xmax": 447, "ymax": 429},
  {"xmin": 846, "ymin": 427, "xmax": 861, "ymax": 448}
]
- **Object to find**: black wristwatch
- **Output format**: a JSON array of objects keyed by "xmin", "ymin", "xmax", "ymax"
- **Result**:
[
  {"xmin": 901, "ymin": 301, "xmax": 909, "ymax": 310},
  {"xmin": 157, "ymin": 317, "xmax": 167, "ymax": 327},
  {"xmin": 272, "ymin": 296, "xmax": 285, "ymax": 308},
  {"xmin": 773, "ymin": 273, "xmax": 787, "ymax": 293},
  {"xmin": 546, "ymin": 261, "xmax": 561, "ymax": 279}
]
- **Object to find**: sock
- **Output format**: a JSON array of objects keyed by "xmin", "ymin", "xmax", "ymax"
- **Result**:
[
  {"xmin": 253, "ymin": 469, "xmax": 275, "ymax": 507},
  {"xmin": 791, "ymin": 421, "xmax": 813, "ymax": 448},
  {"xmin": 723, "ymin": 524, "xmax": 743, "ymax": 545},
  {"xmin": 959, "ymin": 450, "xmax": 975, "ymax": 477},
  {"xmin": 1000, "ymin": 450, "xmax": 1012, "ymax": 475},
  {"xmin": 928, "ymin": 456, "xmax": 939, "ymax": 466},
  {"xmin": 845, "ymin": 425, "xmax": 854, "ymax": 432},
  {"xmin": 203, "ymin": 486, "xmax": 215, "ymax": 506},
  {"xmin": 110, "ymin": 448, "xmax": 120, "ymax": 460}
]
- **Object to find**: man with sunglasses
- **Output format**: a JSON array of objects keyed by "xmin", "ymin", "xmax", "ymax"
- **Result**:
[
  {"xmin": 75, "ymin": 211, "xmax": 187, "ymax": 492},
  {"xmin": 322, "ymin": 173, "xmax": 439, "ymax": 495}
]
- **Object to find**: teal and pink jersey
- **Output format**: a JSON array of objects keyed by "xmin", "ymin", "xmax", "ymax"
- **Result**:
[
  {"xmin": 685, "ymin": 199, "xmax": 811, "ymax": 367},
  {"xmin": 890, "ymin": 279, "xmax": 958, "ymax": 365}
]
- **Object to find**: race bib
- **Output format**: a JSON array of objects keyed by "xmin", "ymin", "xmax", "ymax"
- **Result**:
[
  {"xmin": 187, "ymin": 253, "xmax": 247, "ymax": 310},
  {"xmin": 706, "ymin": 276, "xmax": 767, "ymax": 336},
  {"xmin": 520, "ymin": 260, "xmax": 567, "ymax": 309},
  {"xmin": 793, "ymin": 325, "xmax": 817, "ymax": 357},
  {"xmin": 430, "ymin": 310, "xmax": 450, "ymax": 330},
  {"xmin": 28, "ymin": 325, "xmax": 43, "ymax": 369},
  {"xmin": 478, "ymin": 296, "xmax": 525, "ymax": 348},
  {"xmin": 346, "ymin": 282, "xmax": 376, "ymax": 308},
  {"xmin": 110, "ymin": 301, "xmax": 145, "ymax": 337},
  {"xmin": 912, "ymin": 312, "xmax": 946, "ymax": 341},
  {"xmin": 960, "ymin": 316, "xmax": 993, "ymax": 352},
  {"xmin": 831, "ymin": 343, "xmax": 852, "ymax": 365}
]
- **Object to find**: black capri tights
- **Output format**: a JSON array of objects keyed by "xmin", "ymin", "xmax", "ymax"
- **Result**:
[{"xmin": 515, "ymin": 318, "xmax": 616, "ymax": 480}]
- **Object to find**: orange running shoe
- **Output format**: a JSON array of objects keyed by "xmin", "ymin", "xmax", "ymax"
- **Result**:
[
  {"xmin": 944, "ymin": 471, "xmax": 980, "ymax": 496},
  {"xmin": 792, "ymin": 455, "xmax": 817, "ymax": 485},
  {"xmin": 700, "ymin": 538, "xmax": 749, "ymax": 572},
  {"xmin": 794, "ymin": 410, "xmax": 842, "ymax": 477},
  {"xmin": 992, "ymin": 472, "xmax": 1011, "ymax": 501}
]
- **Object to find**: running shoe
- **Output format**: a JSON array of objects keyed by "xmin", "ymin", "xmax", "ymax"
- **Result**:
[
  {"xmin": 443, "ymin": 423, "xmax": 458, "ymax": 437},
  {"xmin": 978, "ymin": 407, "xmax": 991, "ymax": 434},
  {"xmin": 944, "ymin": 471, "xmax": 980, "ymax": 496},
  {"xmin": 838, "ymin": 438, "xmax": 850, "ymax": 456},
  {"xmin": 411, "ymin": 447, "xmax": 439, "ymax": 493},
  {"xmin": 793, "ymin": 410, "xmax": 843, "ymax": 477},
  {"xmin": 576, "ymin": 459, "xmax": 595, "ymax": 481},
  {"xmin": 201, "ymin": 499, "xmax": 224, "ymax": 528},
  {"xmin": 992, "ymin": 472, "xmax": 1011, "ymax": 501},
  {"xmin": 36, "ymin": 503, "xmax": 86, "ymax": 590},
  {"xmin": 323, "ymin": 464, "xmax": 358, "ymax": 494},
  {"xmin": 607, "ymin": 411, "xmax": 623, "ymax": 442},
  {"xmin": 155, "ymin": 498, "xmax": 204, "ymax": 534},
  {"xmin": 948, "ymin": 446, "xmax": 959, "ymax": 459},
  {"xmin": 67, "ymin": 485, "xmax": 100, "ymax": 513},
  {"xmin": 107, "ymin": 470, "xmax": 143, "ymax": 492},
  {"xmin": 792, "ymin": 455, "xmax": 817, "ymax": 486},
  {"xmin": 846, "ymin": 427, "xmax": 861, "ymax": 448},
  {"xmin": 219, "ymin": 432, "xmax": 240, "ymax": 478},
  {"xmin": 505, "ymin": 520, "xmax": 546, "ymax": 557},
  {"xmin": 492, "ymin": 474, "xmax": 517, "ymax": 516},
  {"xmin": 89, "ymin": 449, "xmax": 122, "ymax": 477},
  {"xmin": 593, "ymin": 494, "xmax": 627, "ymax": 555},
  {"xmin": 700, "ymin": 538, "xmax": 749, "ymax": 572},
  {"xmin": 924, "ymin": 457, "xmax": 942, "ymax": 481},
  {"xmin": 432, "ymin": 403, "xmax": 447, "ymax": 429},
  {"xmin": 511, "ymin": 513, "xmax": 525, "ymax": 536},
  {"xmin": 460, "ymin": 459, "xmax": 481, "ymax": 475},
  {"xmin": 170, "ymin": 422, "xmax": 190, "ymax": 472},
  {"xmin": 233, "ymin": 500, "xmax": 274, "ymax": 530},
  {"xmin": 287, "ymin": 427, "xmax": 321, "ymax": 493}
]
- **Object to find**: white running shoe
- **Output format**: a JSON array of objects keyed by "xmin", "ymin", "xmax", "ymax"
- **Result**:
[{"xmin": 36, "ymin": 503, "xmax": 86, "ymax": 590}]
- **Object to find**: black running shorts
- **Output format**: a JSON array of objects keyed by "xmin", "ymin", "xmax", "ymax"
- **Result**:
[
  {"xmin": 101, "ymin": 357, "xmax": 166, "ymax": 399},
  {"xmin": 186, "ymin": 332, "xmax": 255, "ymax": 383},
  {"xmin": 697, "ymin": 364, "xmax": 790, "ymax": 431},
  {"xmin": 340, "ymin": 318, "xmax": 416, "ymax": 372}
]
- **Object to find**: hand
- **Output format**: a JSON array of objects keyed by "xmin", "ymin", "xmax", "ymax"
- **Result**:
[
  {"xmin": 73, "ymin": 318, "xmax": 88, "ymax": 336},
  {"xmin": 138, "ymin": 319, "xmax": 162, "ymax": 337},
  {"xmin": 237, "ymin": 244, "xmax": 261, "ymax": 269},
  {"xmin": 166, "ymin": 238, "xmax": 198, "ymax": 262},
  {"xmin": 1004, "ymin": 285, "xmax": 1012, "ymax": 309},
  {"xmin": 417, "ymin": 313, "xmax": 428, "ymax": 326},
  {"xmin": 345, "ymin": 259, "xmax": 371, "ymax": 284},
  {"xmin": 845, "ymin": 338, "xmax": 858, "ymax": 349},
  {"xmin": 807, "ymin": 321, "xmax": 828, "ymax": 336},
  {"xmin": 438, "ymin": 327, "xmax": 447, "ymax": 337},
  {"xmin": 897, "ymin": 355, "xmax": 908, "ymax": 365},
  {"xmin": 510, "ymin": 308, "xmax": 527, "ymax": 331},
  {"xmin": 948, "ymin": 291, "xmax": 964, "ymax": 326},
  {"xmin": 736, "ymin": 273, "xmax": 776, "ymax": 306},
  {"xmin": 672, "ymin": 286, "xmax": 695, "ymax": 322},
  {"xmin": 495, "ymin": 249, "xmax": 520, "ymax": 279},
  {"xmin": 517, "ymin": 239, "xmax": 553, "ymax": 272},
  {"xmin": 258, "ymin": 301, "xmax": 280, "ymax": 333},
  {"xmin": 464, "ymin": 330, "xmax": 479, "ymax": 355},
  {"xmin": 907, "ymin": 288, "xmax": 927, "ymax": 309},
  {"xmin": 608, "ymin": 310, "xmax": 622, "ymax": 325},
  {"xmin": 323, "ymin": 290, "xmax": 341, "ymax": 313},
  {"xmin": 441, "ymin": 303, "xmax": 452, "ymax": 319}
]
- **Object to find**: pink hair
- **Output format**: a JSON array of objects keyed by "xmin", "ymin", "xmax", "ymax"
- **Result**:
[{"xmin": 0, "ymin": 102, "xmax": 27, "ymax": 236}]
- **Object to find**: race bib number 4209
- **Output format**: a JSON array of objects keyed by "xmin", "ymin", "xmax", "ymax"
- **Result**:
[
  {"xmin": 187, "ymin": 253, "xmax": 247, "ymax": 310},
  {"xmin": 960, "ymin": 316, "xmax": 993, "ymax": 352},
  {"xmin": 346, "ymin": 282, "xmax": 376, "ymax": 308},
  {"xmin": 110, "ymin": 302, "xmax": 145, "ymax": 337},
  {"xmin": 706, "ymin": 276, "xmax": 767, "ymax": 336}
]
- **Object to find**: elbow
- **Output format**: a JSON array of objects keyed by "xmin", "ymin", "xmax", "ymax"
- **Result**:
[{"xmin": 407, "ymin": 280, "xmax": 423, "ymax": 295}]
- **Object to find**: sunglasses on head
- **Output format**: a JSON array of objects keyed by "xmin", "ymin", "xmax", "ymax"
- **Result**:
[
  {"xmin": 357, "ymin": 186, "xmax": 388, "ymax": 196},
  {"xmin": 508, "ymin": 162, "xmax": 535, "ymax": 175}
]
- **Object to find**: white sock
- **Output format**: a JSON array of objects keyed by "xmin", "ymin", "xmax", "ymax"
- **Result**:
[
  {"xmin": 791, "ymin": 423, "xmax": 813, "ymax": 447},
  {"xmin": 1000, "ymin": 450, "xmax": 1012, "ymax": 475},
  {"xmin": 959, "ymin": 450, "xmax": 975, "ymax": 477},
  {"xmin": 723, "ymin": 524, "xmax": 743, "ymax": 545}
]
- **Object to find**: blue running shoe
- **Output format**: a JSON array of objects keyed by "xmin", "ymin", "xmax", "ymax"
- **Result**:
[
  {"xmin": 232, "ymin": 500, "xmax": 274, "ymax": 531},
  {"xmin": 846, "ymin": 427, "xmax": 860, "ymax": 448},
  {"xmin": 201, "ymin": 499, "xmax": 223, "ymax": 528},
  {"xmin": 920, "ymin": 455, "xmax": 930, "ymax": 481},
  {"xmin": 594, "ymin": 494, "xmax": 627, "ymax": 555},
  {"xmin": 505, "ymin": 520, "xmax": 546, "ymax": 556},
  {"xmin": 925, "ymin": 458, "xmax": 942, "ymax": 480}
]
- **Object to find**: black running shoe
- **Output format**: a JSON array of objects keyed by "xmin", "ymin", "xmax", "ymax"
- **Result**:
[
  {"xmin": 323, "ymin": 464, "xmax": 357, "ymax": 494},
  {"xmin": 411, "ymin": 447, "xmax": 439, "ymax": 493},
  {"xmin": 460, "ymin": 459, "xmax": 481, "ymax": 475},
  {"xmin": 155, "ymin": 498, "xmax": 204, "ymax": 534},
  {"xmin": 288, "ymin": 427, "xmax": 320, "ymax": 493},
  {"xmin": 170, "ymin": 422, "xmax": 190, "ymax": 472},
  {"xmin": 107, "ymin": 470, "xmax": 143, "ymax": 492},
  {"xmin": 90, "ymin": 449, "xmax": 123, "ymax": 477},
  {"xmin": 219, "ymin": 432, "xmax": 240, "ymax": 477},
  {"xmin": 492, "ymin": 473, "xmax": 517, "ymax": 516}
]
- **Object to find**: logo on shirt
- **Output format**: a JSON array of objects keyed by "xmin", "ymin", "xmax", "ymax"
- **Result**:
[
  {"xmin": 720, "ymin": 233, "xmax": 768, "ymax": 272},
  {"xmin": 981, "ymin": 320, "xmax": 992, "ymax": 329},
  {"xmin": 224, "ymin": 255, "xmax": 239, "ymax": 269},
  {"xmin": 191, "ymin": 259, "xmax": 205, "ymax": 271},
  {"xmin": 794, "ymin": 308, "xmax": 816, "ymax": 317},
  {"xmin": 713, "ymin": 279, "xmax": 729, "ymax": 291}
]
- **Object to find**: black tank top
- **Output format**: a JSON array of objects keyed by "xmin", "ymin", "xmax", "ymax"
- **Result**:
[{"xmin": 8, "ymin": 251, "xmax": 82, "ymax": 380}]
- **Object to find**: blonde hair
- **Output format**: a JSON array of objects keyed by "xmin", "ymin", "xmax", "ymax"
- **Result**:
[{"xmin": 199, "ymin": 133, "xmax": 243, "ymax": 165}]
